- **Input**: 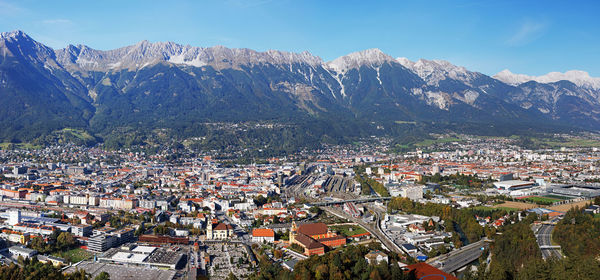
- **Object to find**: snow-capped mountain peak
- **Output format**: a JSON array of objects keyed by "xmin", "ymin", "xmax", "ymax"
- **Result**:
[
  {"xmin": 54, "ymin": 40, "xmax": 324, "ymax": 72},
  {"xmin": 326, "ymin": 48, "xmax": 394, "ymax": 73},
  {"xmin": 0, "ymin": 30, "xmax": 60, "ymax": 68},
  {"xmin": 0, "ymin": 30, "xmax": 28, "ymax": 40},
  {"xmin": 493, "ymin": 69, "xmax": 532, "ymax": 85},
  {"xmin": 493, "ymin": 69, "xmax": 600, "ymax": 90},
  {"xmin": 397, "ymin": 57, "xmax": 477, "ymax": 86}
]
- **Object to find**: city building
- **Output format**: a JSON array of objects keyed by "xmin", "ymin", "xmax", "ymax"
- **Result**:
[
  {"xmin": 365, "ymin": 250, "xmax": 388, "ymax": 264},
  {"xmin": 88, "ymin": 234, "xmax": 119, "ymax": 252},
  {"xmin": 252, "ymin": 228, "xmax": 275, "ymax": 243},
  {"xmin": 71, "ymin": 224, "xmax": 93, "ymax": 237},
  {"xmin": 9, "ymin": 245, "xmax": 37, "ymax": 258},
  {"xmin": 289, "ymin": 222, "xmax": 346, "ymax": 256},
  {"xmin": 8, "ymin": 209, "xmax": 21, "ymax": 226},
  {"xmin": 206, "ymin": 220, "xmax": 234, "ymax": 240}
]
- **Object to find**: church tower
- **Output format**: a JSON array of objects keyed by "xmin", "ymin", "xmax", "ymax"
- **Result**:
[
  {"xmin": 206, "ymin": 216, "xmax": 213, "ymax": 240},
  {"xmin": 290, "ymin": 221, "xmax": 297, "ymax": 244}
]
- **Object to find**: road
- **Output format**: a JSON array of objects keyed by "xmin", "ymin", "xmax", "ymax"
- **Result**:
[
  {"xmin": 216, "ymin": 210, "xmax": 251, "ymax": 242},
  {"xmin": 322, "ymin": 206, "xmax": 402, "ymax": 254},
  {"xmin": 285, "ymin": 179, "xmax": 401, "ymax": 254},
  {"xmin": 536, "ymin": 222, "xmax": 563, "ymax": 259},
  {"xmin": 428, "ymin": 239, "xmax": 489, "ymax": 273}
]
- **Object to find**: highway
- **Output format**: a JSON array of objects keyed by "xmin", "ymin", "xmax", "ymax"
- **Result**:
[
  {"xmin": 536, "ymin": 222, "xmax": 563, "ymax": 259},
  {"xmin": 428, "ymin": 239, "xmax": 489, "ymax": 273}
]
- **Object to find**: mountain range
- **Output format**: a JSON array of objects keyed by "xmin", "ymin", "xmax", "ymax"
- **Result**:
[{"xmin": 1, "ymin": 30, "xmax": 599, "ymax": 148}]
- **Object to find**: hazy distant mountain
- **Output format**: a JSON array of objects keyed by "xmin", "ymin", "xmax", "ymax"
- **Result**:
[
  {"xmin": 493, "ymin": 70, "xmax": 600, "ymax": 128},
  {"xmin": 1, "ymin": 30, "xmax": 599, "ymax": 146}
]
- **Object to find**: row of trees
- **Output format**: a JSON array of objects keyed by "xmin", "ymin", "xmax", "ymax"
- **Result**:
[
  {"xmin": 553, "ymin": 206, "xmax": 600, "ymax": 258},
  {"xmin": 354, "ymin": 166, "xmax": 390, "ymax": 196},
  {"xmin": 29, "ymin": 230, "xmax": 77, "ymax": 254},
  {"xmin": 455, "ymin": 208, "xmax": 600, "ymax": 280},
  {"xmin": 463, "ymin": 213, "xmax": 600, "ymax": 280},
  {"xmin": 0, "ymin": 257, "xmax": 110, "ymax": 280},
  {"xmin": 250, "ymin": 245, "xmax": 416, "ymax": 280},
  {"xmin": 418, "ymin": 172, "xmax": 489, "ymax": 189}
]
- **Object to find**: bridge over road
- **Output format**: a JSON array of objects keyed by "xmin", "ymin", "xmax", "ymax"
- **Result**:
[{"xmin": 427, "ymin": 238, "xmax": 491, "ymax": 273}]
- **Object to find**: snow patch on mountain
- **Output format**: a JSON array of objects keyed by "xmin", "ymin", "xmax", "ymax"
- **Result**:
[
  {"xmin": 397, "ymin": 57, "xmax": 478, "ymax": 86},
  {"xmin": 55, "ymin": 40, "xmax": 323, "ymax": 72},
  {"xmin": 327, "ymin": 48, "xmax": 394, "ymax": 74},
  {"xmin": 494, "ymin": 69, "xmax": 600, "ymax": 90}
]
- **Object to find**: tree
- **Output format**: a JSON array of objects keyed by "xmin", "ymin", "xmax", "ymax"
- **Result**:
[
  {"xmin": 57, "ymin": 232, "xmax": 76, "ymax": 249},
  {"xmin": 135, "ymin": 223, "xmax": 146, "ymax": 236},
  {"xmin": 225, "ymin": 272, "xmax": 238, "ymax": 280},
  {"xmin": 66, "ymin": 268, "xmax": 90, "ymax": 280},
  {"xmin": 94, "ymin": 272, "xmax": 110, "ymax": 280},
  {"xmin": 154, "ymin": 224, "xmax": 169, "ymax": 235},
  {"xmin": 30, "ymin": 236, "xmax": 49, "ymax": 253},
  {"xmin": 309, "ymin": 206, "xmax": 322, "ymax": 215}
]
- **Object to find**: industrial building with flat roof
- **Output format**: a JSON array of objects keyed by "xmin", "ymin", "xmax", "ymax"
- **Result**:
[
  {"xmin": 65, "ymin": 261, "xmax": 176, "ymax": 280},
  {"xmin": 547, "ymin": 184, "xmax": 600, "ymax": 198},
  {"xmin": 99, "ymin": 244, "xmax": 185, "ymax": 270},
  {"xmin": 493, "ymin": 180, "xmax": 535, "ymax": 192}
]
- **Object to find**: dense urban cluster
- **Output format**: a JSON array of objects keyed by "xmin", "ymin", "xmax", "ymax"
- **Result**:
[{"xmin": 0, "ymin": 135, "xmax": 598, "ymax": 279}]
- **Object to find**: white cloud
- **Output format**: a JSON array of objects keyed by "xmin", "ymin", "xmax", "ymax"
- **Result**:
[
  {"xmin": 0, "ymin": 0, "xmax": 24, "ymax": 16},
  {"xmin": 506, "ymin": 21, "xmax": 548, "ymax": 46}
]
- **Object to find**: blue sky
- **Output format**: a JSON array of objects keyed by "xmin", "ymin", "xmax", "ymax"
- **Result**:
[{"xmin": 0, "ymin": 0, "xmax": 598, "ymax": 76}]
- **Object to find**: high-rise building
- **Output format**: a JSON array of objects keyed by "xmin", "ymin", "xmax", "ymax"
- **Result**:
[
  {"xmin": 88, "ymin": 234, "xmax": 118, "ymax": 252},
  {"xmin": 8, "ymin": 209, "xmax": 21, "ymax": 226}
]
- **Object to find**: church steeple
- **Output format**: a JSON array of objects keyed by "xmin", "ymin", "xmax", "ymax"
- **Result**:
[
  {"xmin": 206, "ymin": 215, "xmax": 213, "ymax": 240},
  {"xmin": 290, "ymin": 221, "xmax": 297, "ymax": 244}
]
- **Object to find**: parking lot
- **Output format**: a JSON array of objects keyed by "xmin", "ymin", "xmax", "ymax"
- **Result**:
[{"xmin": 65, "ymin": 261, "xmax": 176, "ymax": 280}]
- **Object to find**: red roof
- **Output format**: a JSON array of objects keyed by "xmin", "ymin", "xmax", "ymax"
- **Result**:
[
  {"xmin": 405, "ymin": 263, "xmax": 458, "ymax": 280},
  {"xmin": 252, "ymin": 228, "xmax": 275, "ymax": 238},
  {"xmin": 214, "ymin": 223, "xmax": 233, "ymax": 231},
  {"xmin": 298, "ymin": 223, "xmax": 328, "ymax": 236},
  {"xmin": 294, "ymin": 233, "xmax": 324, "ymax": 249}
]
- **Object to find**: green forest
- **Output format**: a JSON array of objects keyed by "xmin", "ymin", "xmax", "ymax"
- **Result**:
[
  {"xmin": 463, "ymin": 207, "xmax": 600, "ymax": 280},
  {"xmin": 249, "ymin": 244, "xmax": 415, "ymax": 280},
  {"xmin": 0, "ymin": 257, "xmax": 109, "ymax": 280},
  {"xmin": 554, "ymin": 205, "xmax": 600, "ymax": 258}
]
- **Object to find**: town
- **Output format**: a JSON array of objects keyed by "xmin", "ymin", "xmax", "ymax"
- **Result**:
[{"xmin": 0, "ymin": 134, "xmax": 599, "ymax": 279}]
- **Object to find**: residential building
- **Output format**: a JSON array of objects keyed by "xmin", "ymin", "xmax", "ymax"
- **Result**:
[
  {"xmin": 9, "ymin": 246, "xmax": 37, "ymax": 258},
  {"xmin": 365, "ymin": 250, "xmax": 388, "ymax": 264},
  {"xmin": 252, "ymin": 228, "xmax": 275, "ymax": 243}
]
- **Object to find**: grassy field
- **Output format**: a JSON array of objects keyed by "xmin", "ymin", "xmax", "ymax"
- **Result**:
[
  {"xmin": 0, "ymin": 143, "xmax": 41, "ymax": 150},
  {"xmin": 520, "ymin": 196, "xmax": 560, "ymax": 205},
  {"xmin": 527, "ymin": 135, "xmax": 600, "ymax": 148},
  {"xmin": 544, "ymin": 194, "xmax": 571, "ymax": 200},
  {"xmin": 330, "ymin": 224, "xmax": 367, "ymax": 237},
  {"xmin": 53, "ymin": 248, "xmax": 92, "ymax": 263},
  {"xmin": 58, "ymin": 128, "xmax": 96, "ymax": 141},
  {"xmin": 317, "ymin": 212, "xmax": 348, "ymax": 224}
]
